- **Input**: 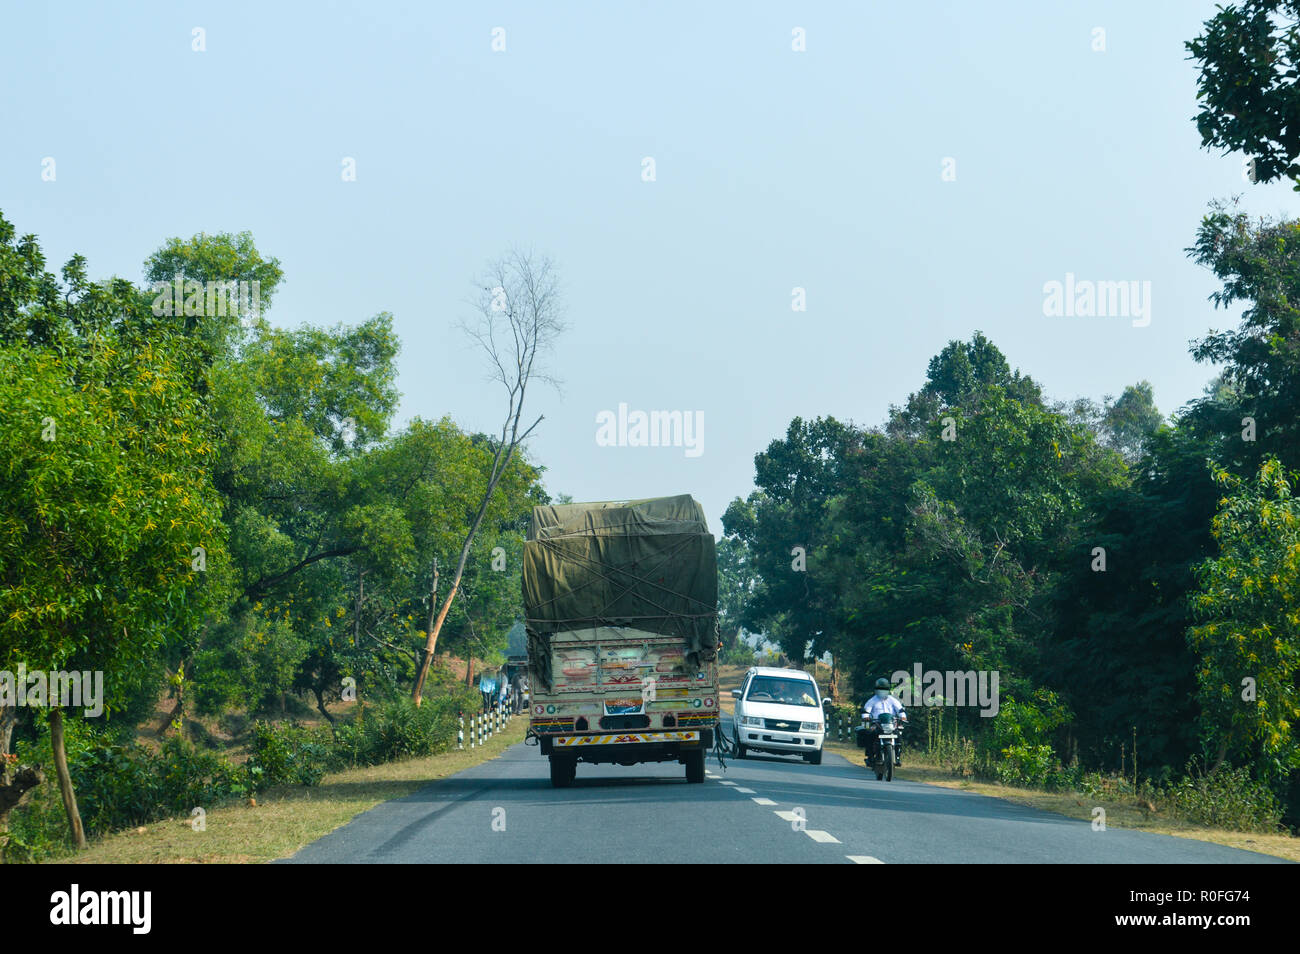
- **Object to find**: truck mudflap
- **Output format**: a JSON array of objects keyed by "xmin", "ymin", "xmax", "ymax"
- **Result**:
[{"xmin": 555, "ymin": 731, "xmax": 700, "ymax": 746}]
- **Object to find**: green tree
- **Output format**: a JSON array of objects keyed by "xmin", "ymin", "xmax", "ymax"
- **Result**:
[
  {"xmin": 1043, "ymin": 419, "xmax": 1217, "ymax": 772},
  {"xmin": 716, "ymin": 536, "xmax": 751, "ymax": 651},
  {"xmin": 1102, "ymin": 382, "xmax": 1164, "ymax": 464},
  {"xmin": 722, "ymin": 416, "xmax": 856, "ymax": 662},
  {"xmin": 1188, "ymin": 1, "xmax": 1300, "ymax": 187},
  {"xmin": 1188, "ymin": 457, "xmax": 1300, "ymax": 789},
  {"xmin": 0, "ymin": 213, "xmax": 225, "ymax": 846},
  {"xmin": 1187, "ymin": 202, "xmax": 1300, "ymax": 472}
]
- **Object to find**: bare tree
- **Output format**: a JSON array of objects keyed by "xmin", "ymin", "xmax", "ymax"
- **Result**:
[{"xmin": 411, "ymin": 249, "xmax": 564, "ymax": 706}]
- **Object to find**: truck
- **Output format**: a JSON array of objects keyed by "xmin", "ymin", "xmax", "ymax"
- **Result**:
[{"xmin": 522, "ymin": 495, "xmax": 719, "ymax": 787}]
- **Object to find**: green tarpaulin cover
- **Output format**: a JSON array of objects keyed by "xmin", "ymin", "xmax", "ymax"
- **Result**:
[{"xmin": 523, "ymin": 495, "xmax": 718, "ymax": 689}]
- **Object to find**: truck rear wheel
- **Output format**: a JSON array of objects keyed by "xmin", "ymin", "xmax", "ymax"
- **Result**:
[
  {"xmin": 685, "ymin": 748, "xmax": 705, "ymax": 783},
  {"xmin": 549, "ymin": 755, "xmax": 575, "ymax": 788}
]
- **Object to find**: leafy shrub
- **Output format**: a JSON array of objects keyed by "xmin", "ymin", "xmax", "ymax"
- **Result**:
[
  {"xmin": 1044, "ymin": 763, "xmax": 1083, "ymax": 792},
  {"xmin": 6, "ymin": 724, "xmax": 249, "ymax": 861},
  {"xmin": 976, "ymin": 690, "xmax": 1071, "ymax": 787},
  {"xmin": 245, "ymin": 721, "xmax": 331, "ymax": 788},
  {"xmin": 330, "ymin": 690, "xmax": 477, "ymax": 768},
  {"xmin": 932, "ymin": 734, "xmax": 978, "ymax": 777},
  {"xmin": 370, "ymin": 698, "xmax": 457, "ymax": 763},
  {"xmin": 8, "ymin": 685, "xmax": 484, "ymax": 861},
  {"xmin": 1158, "ymin": 763, "xmax": 1283, "ymax": 832},
  {"xmin": 988, "ymin": 741, "xmax": 1057, "ymax": 786}
]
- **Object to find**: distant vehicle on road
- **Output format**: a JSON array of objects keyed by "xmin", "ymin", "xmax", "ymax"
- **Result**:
[
  {"xmin": 522, "ymin": 495, "xmax": 719, "ymax": 787},
  {"xmin": 731, "ymin": 666, "xmax": 826, "ymax": 764}
]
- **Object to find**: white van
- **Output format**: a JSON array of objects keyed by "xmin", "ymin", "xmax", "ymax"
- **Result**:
[{"xmin": 731, "ymin": 667, "xmax": 826, "ymax": 764}]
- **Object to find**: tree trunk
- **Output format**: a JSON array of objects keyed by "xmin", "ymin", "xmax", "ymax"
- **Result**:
[
  {"xmin": 353, "ymin": 569, "xmax": 365, "ymax": 647},
  {"xmin": 49, "ymin": 708, "xmax": 87, "ymax": 850},
  {"xmin": 157, "ymin": 664, "xmax": 185, "ymax": 737},
  {"xmin": 314, "ymin": 685, "xmax": 335, "ymax": 724},
  {"xmin": 410, "ymin": 560, "xmax": 440, "ymax": 706},
  {"xmin": 465, "ymin": 656, "xmax": 474, "ymax": 689},
  {"xmin": 0, "ymin": 702, "xmax": 15, "ymax": 757},
  {"xmin": 157, "ymin": 690, "xmax": 184, "ymax": 737},
  {"xmin": 1209, "ymin": 737, "xmax": 1230, "ymax": 774},
  {"xmin": 413, "ymin": 423, "xmax": 536, "ymax": 706}
]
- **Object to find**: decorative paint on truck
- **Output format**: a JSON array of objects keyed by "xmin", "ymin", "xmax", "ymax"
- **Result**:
[{"xmin": 522, "ymin": 496, "xmax": 719, "ymax": 787}]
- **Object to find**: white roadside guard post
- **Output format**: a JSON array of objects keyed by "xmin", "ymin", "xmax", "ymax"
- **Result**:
[{"xmin": 458, "ymin": 711, "xmax": 464, "ymax": 750}]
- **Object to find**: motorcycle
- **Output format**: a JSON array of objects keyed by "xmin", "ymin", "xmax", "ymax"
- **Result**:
[{"xmin": 856, "ymin": 711, "xmax": 905, "ymax": 781}]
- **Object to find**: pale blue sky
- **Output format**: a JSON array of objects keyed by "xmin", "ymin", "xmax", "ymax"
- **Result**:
[{"xmin": 3, "ymin": 1, "xmax": 1294, "ymax": 531}]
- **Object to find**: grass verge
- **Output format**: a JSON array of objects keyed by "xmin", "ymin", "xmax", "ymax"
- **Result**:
[
  {"xmin": 46, "ymin": 714, "xmax": 527, "ymax": 865},
  {"xmin": 822, "ymin": 738, "xmax": 1298, "ymax": 863}
]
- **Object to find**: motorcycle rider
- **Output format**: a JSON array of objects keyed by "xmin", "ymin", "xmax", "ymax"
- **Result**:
[{"xmin": 862, "ymin": 677, "xmax": 907, "ymax": 766}]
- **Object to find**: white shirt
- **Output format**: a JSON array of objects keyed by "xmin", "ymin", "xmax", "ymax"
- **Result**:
[{"xmin": 863, "ymin": 692, "xmax": 905, "ymax": 721}]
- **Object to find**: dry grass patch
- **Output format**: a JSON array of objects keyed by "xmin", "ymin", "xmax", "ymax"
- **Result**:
[{"xmin": 51, "ymin": 716, "xmax": 527, "ymax": 865}]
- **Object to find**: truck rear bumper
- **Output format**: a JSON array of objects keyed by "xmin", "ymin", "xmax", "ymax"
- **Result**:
[
  {"xmin": 540, "ymin": 729, "xmax": 713, "ymax": 763},
  {"xmin": 556, "ymin": 731, "xmax": 701, "ymax": 746}
]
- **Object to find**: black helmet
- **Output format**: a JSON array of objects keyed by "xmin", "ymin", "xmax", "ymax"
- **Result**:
[{"xmin": 874, "ymin": 677, "xmax": 890, "ymax": 691}]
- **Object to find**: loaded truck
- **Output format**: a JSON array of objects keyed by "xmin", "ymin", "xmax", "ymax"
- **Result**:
[{"xmin": 522, "ymin": 495, "xmax": 719, "ymax": 787}]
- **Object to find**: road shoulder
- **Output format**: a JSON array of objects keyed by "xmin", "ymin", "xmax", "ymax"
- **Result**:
[
  {"xmin": 822, "ymin": 739, "xmax": 1298, "ymax": 863},
  {"xmin": 49, "ymin": 716, "xmax": 527, "ymax": 864}
]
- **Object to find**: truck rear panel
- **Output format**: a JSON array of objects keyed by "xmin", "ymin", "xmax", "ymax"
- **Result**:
[{"xmin": 530, "ymin": 626, "xmax": 718, "ymax": 762}]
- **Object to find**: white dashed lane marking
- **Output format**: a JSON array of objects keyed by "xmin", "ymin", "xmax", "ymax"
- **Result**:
[
  {"xmin": 719, "ymin": 785, "xmax": 857, "ymax": 851},
  {"xmin": 847, "ymin": 855, "xmax": 885, "ymax": 864},
  {"xmin": 718, "ymin": 780, "xmax": 737, "ymax": 786}
]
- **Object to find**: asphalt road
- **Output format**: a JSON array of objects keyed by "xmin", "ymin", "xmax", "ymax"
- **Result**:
[{"xmin": 284, "ymin": 724, "xmax": 1287, "ymax": 864}]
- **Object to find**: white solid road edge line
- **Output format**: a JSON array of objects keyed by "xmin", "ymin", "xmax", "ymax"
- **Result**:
[{"xmin": 847, "ymin": 855, "xmax": 885, "ymax": 864}]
